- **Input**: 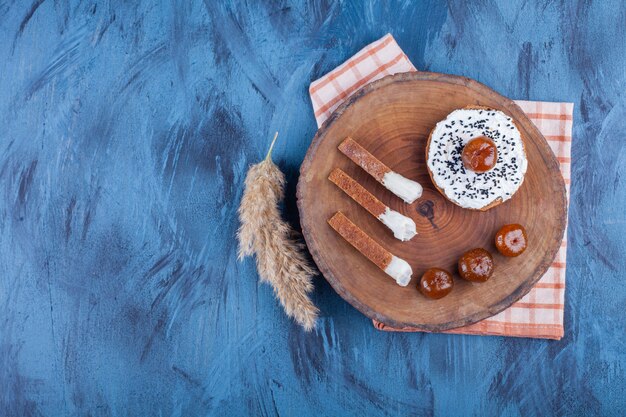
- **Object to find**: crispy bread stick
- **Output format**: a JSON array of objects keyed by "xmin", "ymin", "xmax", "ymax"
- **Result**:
[
  {"xmin": 328, "ymin": 168, "xmax": 416, "ymax": 241},
  {"xmin": 328, "ymin": 212, "xmax": 412, "ymax": 286},
  {"xmin": 338, "ymin": 137, "xmax": 423, "ymax": 204}
]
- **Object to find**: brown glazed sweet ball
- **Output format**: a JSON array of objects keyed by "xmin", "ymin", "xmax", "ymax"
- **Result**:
[
  {"xmin": 461, "ymin": 136, "xmax": 498, "ymax": 173},
  {"xmin": 458, "ymin": 248, "xmax": 494, "ymax": 282},
  {"xmin": 419, "ymin": 268, "xmax": 454, "ymax": 299},
  {"xmin": 495, "ymin": 224, "xmax": 528, "ymax": 257}
]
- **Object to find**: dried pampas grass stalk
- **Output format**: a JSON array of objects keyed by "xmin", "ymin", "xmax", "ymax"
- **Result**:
[{"xmin": 238, "ymin": 132, "xmax": 319, "ymax": 331}]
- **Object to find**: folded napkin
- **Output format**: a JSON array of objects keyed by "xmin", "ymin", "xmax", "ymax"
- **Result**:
[{"xmin": 309, "ymin": 34, "xmax": 572, "ymax": 340}]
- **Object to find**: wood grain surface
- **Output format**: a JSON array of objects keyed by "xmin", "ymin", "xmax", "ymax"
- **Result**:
[{"xmin": 298, "ymin": 72, "xmax": 567, "ymax": 330}]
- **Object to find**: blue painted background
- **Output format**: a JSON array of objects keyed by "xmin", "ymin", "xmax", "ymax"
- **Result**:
[{"xmin": 1, "ymin": 1, "xmax": 625, "ymax": 416}]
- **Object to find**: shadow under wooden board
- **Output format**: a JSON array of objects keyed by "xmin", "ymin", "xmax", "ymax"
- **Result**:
[{"xmin": 297, "ymin": 72, "xmax": 567, "ymax": 332}]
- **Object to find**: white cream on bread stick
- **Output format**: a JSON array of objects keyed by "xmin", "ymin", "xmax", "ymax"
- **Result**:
[
  {"xmin": 383, "ymin": 255, "xmax": 412, "ymax": 286},
  {"xmin": 378, "ymin": 208, "xmax": 416, "ymax": 242},
  {"xmin": 328, "ymin": 212, "xmax": 412, "ymax": 286},
  {"xmin": 328, "ymin": 168, "xmax": 416, "ymax": 241},
  {"xmin": 381, "ymin": 171, "xmax": 422, "ymax": 204},
  {"xmin": 338, "ymin": 137, "xmax": 422, "ymax": 204}
]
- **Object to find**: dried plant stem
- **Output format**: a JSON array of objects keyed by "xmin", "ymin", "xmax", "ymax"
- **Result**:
[{"xmin": 238, "ymin": 132, "xmax": 319, "ymax": 331}]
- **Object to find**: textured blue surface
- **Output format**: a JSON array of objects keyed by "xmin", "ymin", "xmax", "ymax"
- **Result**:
[{"xmin": 1, "ymin": 1, "xmax": 625, "ymax": 416}]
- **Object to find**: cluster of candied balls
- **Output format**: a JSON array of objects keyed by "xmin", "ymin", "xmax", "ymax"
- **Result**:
[{"xmin": 418, "ymin": 224, "xmax": 528, "ymax": 299}]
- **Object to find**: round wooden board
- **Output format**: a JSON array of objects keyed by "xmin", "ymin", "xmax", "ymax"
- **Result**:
[{"xmin": 297, "ymin": 72, "xmax": 567, "ymax": 331}]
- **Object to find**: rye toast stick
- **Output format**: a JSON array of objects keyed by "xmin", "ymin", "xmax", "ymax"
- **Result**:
[
  {"xmin": 328, "ymin": 168, "xmax": 416, "ymax": 241},
  {"xmin": 338, "ymin": 137, "xmax": 423, "ymax": 204},
  {"xmin": 328, "ymin": 212, "xmax": 412, "ymax": 286}
]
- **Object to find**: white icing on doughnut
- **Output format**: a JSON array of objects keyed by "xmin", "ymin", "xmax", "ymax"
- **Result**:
[{"xmin": 427, "ymin": 108, "xmax": 527, "ymax": 209}]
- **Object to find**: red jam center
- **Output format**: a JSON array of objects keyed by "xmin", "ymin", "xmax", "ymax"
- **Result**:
[{"xmin": 461, "ymin": 136, "xmax": 498, "ymax": 173}]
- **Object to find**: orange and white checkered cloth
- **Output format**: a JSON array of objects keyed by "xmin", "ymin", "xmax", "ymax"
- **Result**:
[{"xmin": 309, "ymin": 34, "xmax": 573, "ymax": 340}]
